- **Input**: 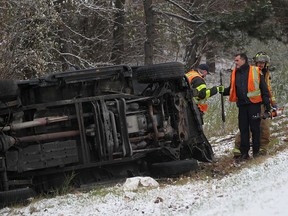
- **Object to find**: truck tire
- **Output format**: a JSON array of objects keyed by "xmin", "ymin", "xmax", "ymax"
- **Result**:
[
  {"xmin": 0, "ymin": 80, "xmax": 19, "ymax": 100},
  {"xmin": 0, "ymin": 188, "xmax": 36, "ymax": 207},
  {"xmin": 135, "ymin": 62, "xmax": 184, "ymax": 83},
  {"xmin": 150, "ymin": 159, "xmax": 199, "ymax": 177}
]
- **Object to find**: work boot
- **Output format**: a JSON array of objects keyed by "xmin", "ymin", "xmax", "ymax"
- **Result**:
[
  {"xmin": 235, "ymin": 153, "xmax": 249, "ymax": 162},
  {"xmin": 240, "ymin": 153, "xmax": 249, "ymax": 160}
]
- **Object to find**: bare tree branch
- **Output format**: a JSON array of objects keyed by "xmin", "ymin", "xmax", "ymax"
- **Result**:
[
  {"xmin": 164, "ymin": 0, "xmax": 203, "ymax": 21},
  {"xmin": 154, "ymin": 9, "xmax": 205, "ymax": 24}
]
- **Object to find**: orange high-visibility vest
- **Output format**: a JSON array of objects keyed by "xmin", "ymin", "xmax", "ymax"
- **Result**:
[
  {"xmin": 229, "ymin": 66, "xmax": 262, "ymax": 103},
  {"xmin": 185, "ymin": 70, "xmax": 208, "ymax": 112}
]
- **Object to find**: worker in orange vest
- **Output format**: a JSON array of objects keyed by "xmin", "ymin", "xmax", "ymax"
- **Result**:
[
  {"xmin": 223, "ymin": 53, "xmax": 271, "ymax": 160},
  {"xmin": 232, "ymin": 52, "xmax": 277, "ymax": 157},
  {"xmin": 186, "ymin": 64, "xmax": 224, "ymax": 123}
]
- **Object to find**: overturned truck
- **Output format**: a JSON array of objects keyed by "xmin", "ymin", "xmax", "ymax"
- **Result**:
[{"xmin": 0, "ymin": 62, "xmax": 213, "ymax": 205}]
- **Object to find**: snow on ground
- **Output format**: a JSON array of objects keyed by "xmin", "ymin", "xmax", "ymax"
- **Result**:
[
  {"xmin": 1, "ymin": 149, "xmax": 288, "ymax": 216},
  {"xmin": 210, "ymin": 133, "xmax": 235, "ymax": 158},
  {"xmin": 1, "ymin": 115, "xmax": 287, "ymax": 216}
]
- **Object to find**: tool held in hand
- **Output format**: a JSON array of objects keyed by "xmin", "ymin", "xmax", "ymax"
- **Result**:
[
  {"xmin": 218, "ymin": 69, "xmax": 226, "ymax": 133},
  {"xmin": 252, "ymin": 107, "xmax": 285, "ymax": 119},
  {"xmin": 220, "ymin": 70, "xmax": 225, "ymax": 123}
]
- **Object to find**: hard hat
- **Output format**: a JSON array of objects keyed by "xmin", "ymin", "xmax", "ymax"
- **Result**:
[{"xmin": 253, "ymin": 51, "xmax": 271, "ymax": 64}]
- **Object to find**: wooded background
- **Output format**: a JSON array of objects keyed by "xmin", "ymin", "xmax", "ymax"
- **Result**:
[{"xmin": 0, "ymin": 0, "xmax": 287, "ymax": 79}]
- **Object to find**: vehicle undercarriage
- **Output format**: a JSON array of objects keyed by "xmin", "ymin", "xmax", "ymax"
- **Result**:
[{"xmin": 0, "ymin": 62, "xmax": 214, "ymax": 206}]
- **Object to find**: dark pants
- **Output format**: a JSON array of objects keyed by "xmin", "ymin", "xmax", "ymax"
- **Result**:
[{"xmin": 238, "ymin": 103, "xmax": 261, "ymax": 155}]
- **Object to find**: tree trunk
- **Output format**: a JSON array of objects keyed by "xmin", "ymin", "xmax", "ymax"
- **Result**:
[
  {"xmin": 54, "ymin": 1, "xmax": 74, "ymax": 71},
  {"xmin": 143, "ymin": 0, "xmax": 155, "ymax": 65},
  {"xmin": 206, "ymin": 45, "xmax": 215, "ymax": 73},
  {"xmin": 184, "ymin": 37, "xmax": 200, "ymax": 71},
  {"xmin": 111, "ymin": 0, "xmax": 126, "ymax": 64}
]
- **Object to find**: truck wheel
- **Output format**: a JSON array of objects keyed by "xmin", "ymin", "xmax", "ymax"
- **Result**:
[
  {"xmin": 135, "ymin": 62, "xmax": 184, "ymax": 83},
  {"xmin": 0, "ymin": 80, "xmax": 19, "ymax": 100},
  {"xmin": 0, "ymin": 188, "xmax": 36, "ymax": 207},
  {"xmin": 150, "ymin": 159, "xmax": 199, "ymax": 177}
]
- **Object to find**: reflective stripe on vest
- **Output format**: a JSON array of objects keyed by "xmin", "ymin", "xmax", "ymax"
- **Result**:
[
  {"xmin": 229, "ymin": 66, "xmax": 262, "ymax": 103},
  {"xmin": 247, "ymin": 66, "xmax": 261, "ymax": 98}
]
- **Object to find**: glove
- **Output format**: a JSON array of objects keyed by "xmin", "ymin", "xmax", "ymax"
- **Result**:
[{"xmin": 216, "ymin": 85, "xmax": 225, "ymax": 93}]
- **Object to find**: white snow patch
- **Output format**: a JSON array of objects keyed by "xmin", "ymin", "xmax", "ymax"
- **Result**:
[{"xmin": 123, "ymin": 176, "xmax": 159, "ymax": 191}]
